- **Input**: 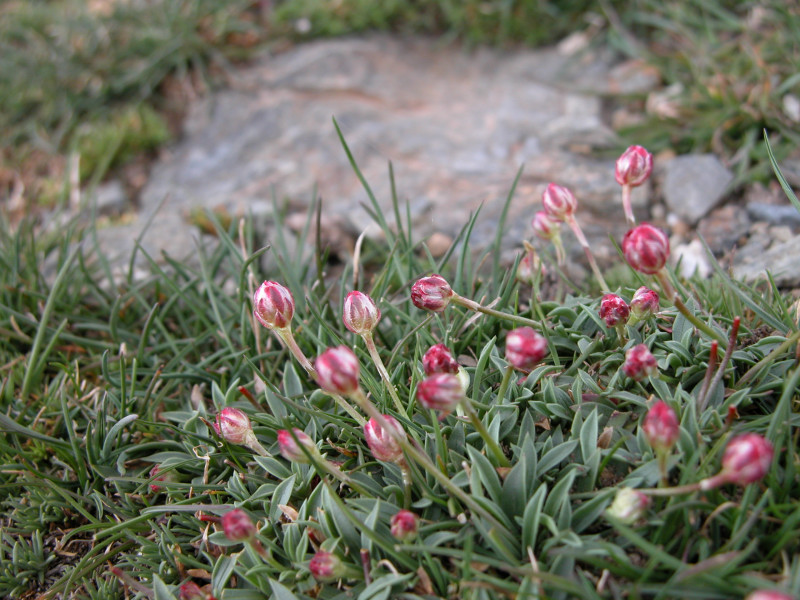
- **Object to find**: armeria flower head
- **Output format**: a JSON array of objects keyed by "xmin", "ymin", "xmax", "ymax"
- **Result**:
[
  {"xmin": 253, "ymin": 281, "xmax": 294, "ymax": 330},
  {"xmin": 214, "ymin": 407, "xmax": 254, "ymax": 446},
  {"xmin": 363, "ymin": 414, "xmax": 406, "ymax": 463},
  {"xmin": 516, "ymin": 245, "xmax": 543, "ymax": 285},
  {"xmin": 148, "ymin": 464, "xmax": 175, "ymax": 493},
  {"xmin": 642, "ymin": 400, "xmax": 679, "ymax": 453},
  {"xmin": 277, "ymin": 428, "xmax": 317, "ymax": 463},
  {"xmin": 541, "ymin": 183, "xmax": 577, "ymax": 222},
  {"xmin": 606, "ymin": 487, "xmax": 651, "ymax": 524},
  {"xmin": 622, "ymin": 224, "xmax": 670, "ymax": 275},
  {"xmin": 221, "ymin": 508, "xmax": 257, "ymax": 542},
  {"xmin": 615, "ymin": 145, "xmax": 653, "ymax": 187},
  {"xmin": 745, "ymin": 591, "xmax": 795, "ymax": 600},
  {"xmin": 179, "ymin": 582, "xmax": 217, "ymax": 600},
  {"xmin": 411, "ymin": 274, "xmax": 454, "ymax": 312},
  {"xmin": 422, "ymin": 343, "xmax": 459, "ymax": 376},
  {"xmin": 343, "ymin": 290, "xmax": 381, "ymax": 335},
  {"xmin": 599, "ymin": 294, "xmax": 630, "ymax": 328},
  {"xmin": 390, "ymin": 509, "xmax": 419, "ymax": 541},
  {"xmin": 417, "ymin": 373, "xmax": 464, "ymax": 415},
  {"xmin": 719, "ymin": 433, "xmax": 773, "ymax": 486},
  {"xmin": 623, "ymin": 344, "xmax": 658, "ymax": 381},
  {"xmin": 309, "ymin": 551, "xmax": 345, "ymax": 581},
  {"xmin": 505, "ymin": 327, "xmax": 548, "ymax": 371},
  {"xmin": 629, "ymin": 286, "xmax": 659, "ymax": 321},
  {"xmin": 531, "ymin": 210, "xmax": 561, "ymax": 240},
  {"xmin": 315, "ymin": 346, "xmax": 360, "ymax": 396}
]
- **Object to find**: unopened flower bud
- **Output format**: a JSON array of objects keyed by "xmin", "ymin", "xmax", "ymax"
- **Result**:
[
  {"xmin": 745, "ymin": 590, "xmax": 795, "ymax": 600},
  {"xmin": 253, "ymin": 281, "xmax": 294, "ymax": 330},
  {"xmin": 309, "ymin": 551, "xmax": 345, "ymax": 581},
  {"xmin": 417, "ymin": 373, "xmax": 464, "ymax": 415},
  {"xmin": 516, "ymin": 249, "xmax": 542, "ymax": 285},
  {"xmin": 411, "ymin": 274, "xmax": 454, "ymax": 312},
  {"xmin": 148, "ymin": 464, "xmax": 175, "ymax": 493},
  {"xmin": 599, "ymin": 294, "xmax": 630, "ymax": 328},
  {"xmin": 606, "ymin": 487, "xmax": 651, "ymax": 524},
  {"xmin": 642, "ymin": 400, "xmax": 679, "ymax": 453},
  {"xmin": 541, "ymin": 183, "xmax": 577, "ymax": 221},
  {"xmin": 221, "ymin": 508, "xmax": 257, "ymax": 542},
  {"xmin": 277, "ymin": 428, "xmax": 317, "ymax": 463},
  {"xmin": 315, "ymin": 346, "xmax": 360, "ymax": 396},
  {"xmin": 214, "ymin": 407, "xmax": 254, "ymax": 446},
  {"xmin": 622, "ymin": 224, "xmax": 670, "ymax": 275},
  {"xmin": 179, "ymin": 582, "xmax": 216, "ymax": 600},
  {"xmin": 422, "ymin": 343, "xmax": 459, "ymax": 376},
  {"xmin": 505, "ymin": 327, "xmax": 548, "ymax": 371},
  {"xmin": 364, "ymin": 415, "xmax": 406, "ymax": 463},
  {"xmin": 615, "ymin": 145, "xmax": 653, "ymax": 187},
  {"xmin": 343, "ymin": 290, "xmax": 381, "ymax": 335},
  {"xmin": 629, "ymin": 286, "xmax": 659, "ymax": 321},
  {"xmin": 623, "ymin": 344, "xmax": 658, "ymax": 381},
  {"xmin": 390, "ymin": 509, "xmax": 419, "ymax": 541},
  {"xmin": 531, "ymin": 210, "xmax": 561, "ymax": 240},
  {"xmin": 720, "ymin": 433, "xmax": 773, "ymax": 486}
]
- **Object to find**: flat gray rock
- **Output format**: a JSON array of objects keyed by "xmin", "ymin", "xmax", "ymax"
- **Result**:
[
  {"xmin": 733, "ymin": 233, "xmax": 800, "ymax": 288},
  {"xmin": 662, "ymin": 154, "xmax": 733, "ymax": 224}
]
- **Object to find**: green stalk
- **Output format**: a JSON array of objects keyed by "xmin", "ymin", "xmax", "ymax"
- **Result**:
[
  {"xmin": 495, "ymin": 365, "xmax": 514, "ymax": 405},
  {"xmin": 362, "ymin": 331, "xmax": 408, "ymax": 417},
  {"xmin": 654, "ymin": 271, "xmax": 727, "ymax": 348},
  {"xmin": 452, "ymin": 295, "xmax": 541, "ymax": 329}
]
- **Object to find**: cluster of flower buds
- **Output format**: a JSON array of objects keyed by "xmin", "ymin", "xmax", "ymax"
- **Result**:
[
  {"xmin": 505, "ymin": 327, "xmax": 547, "ymax": 372},
  {"xmin": 422, "ymin": 344, "xmax": 459, "ymax": 376},
  {"xmin": 214, "ymin": 407, "xmax": 268, "ymax": 457},
  {"xmin": 410, "ymin": 274, "xmax": 454, "ymax": 312},
  {"xmin": 642, "ymin": 400, "xmax": 679, "ymax": 454},
  {"xmin": 716, "ymin": 433, "xmax": 774, "ymax": 487},
  {"xmin": 315, "ymin": 346, "xmax": 361, "ymax": 396},
  {"xmin": 606, "ymin": 487, "xmax": 651, "ymax": 524},
  {"xmin": 277, "ymin": 428, "xmax": 318, "ymax": 464},
  {"xmin": 629, "ymin": 286, "xmax": 659, "ymax": 322},
  {"xmin": 416, "ymin": 373, "xmax": 464, "ymax": 416},
  {"xmin": 147, "ymin": 464, "xmax": 175, "ymax": 493},
  {"xmin": 390, "ymin": 509, "xmax": 419, "ymax": 541},
  {"xmin": 221, "ymin": 508, "xmax": 258, "ymax": 542},
  {"xmin": 541, "ymin": 183, "xmax": 577, "ymax": 222},
  {"xmin": 363, "ymin": 414, "xmax": 406, "ymax": 464},
  {"xmin": 615, "ymin": 145, "xmax": 653, "ymax": 188},
  {"xmin": 343, "ymin": 290, "xmax": 381, "ymax": 335},
  {"xmin": 623, "ymin": 344, "xmax": 658, "ymax": 381},
  {"xmin": 622, "ymin": 224, "xmax": 670, "ymax": 275},
  {"xmin": 599, "ymin": 294, "xmax": 630, "ymax": 328},
  {"xmin": 309, "ymin": 551, "xmax": 346, "ymax": 581}
]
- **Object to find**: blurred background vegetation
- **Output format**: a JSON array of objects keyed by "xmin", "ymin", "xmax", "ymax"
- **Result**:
[{"xmin": 1, "ymin": 0, "xmax": 798, "ymax": 206}]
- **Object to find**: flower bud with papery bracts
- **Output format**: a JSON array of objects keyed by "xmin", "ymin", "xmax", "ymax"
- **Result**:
[
  {"xmin": 629, "ymin": 286, "xmax": 659, "ymax": 322},
  {"xmin": 410, "ymin": 274, "xmax": 454, "ymax": 312},
  {"xmin": 277, "ymin": 428, "xmax": 317, "ymax": 464},
  {"xmin": 390, "ymin": 509, "xmax": 419, "ymax": 541},
  {"xmin": 422, "ymin": 344, "xmax": 459, "ymax": 377},
  {"xmin": 417, "ymin": 373, "xmax": 464, "ymax": 415},
  {"xmin": 516, "ymin": 246, "xmax": 543, "ymax": 285},
  {"xmin": 606, "ymin": 487, "xmax": 651, "ymax": 524},
  {"xmin": 221, "ymin": 508, "xmax": 258, "ymax": 542},
  {"xmin": 531, "ymin": 210, "xmax": 561, "ymax": 240},
  {"xmin": 541, "ymin": 183, "xmax": 577, "ymax": 222},
  {"xmin": 253, "ymin": 281, "xmax": 295, "ymax": 330},
  {"xmin": 343, "ymin": 290, "xmax": 381, "ymax": 335},
  {"xmin": 615, "ymin": 145, "xmax": 653, "ymax": 187},
  {"xmin": 148, "ymin": 464, "xmax": 176, "ymax": 493},
  {"xmin": 179, "ymin": 582, "xmax": 217, "ymax": 600},
  {"xmin": 623, "ymin": 344, "xmax": 658, "ymax": 381},
  {"xmin": 622, "ymin": 224, "xmax": 670, "ymax": 275},
  {"xmin": 214, "ymin": 407, "xmax": 254, "ymax": 446},
  {"xmin": 642, "ymin": 400, "xmax": 679, "ymax": 454},
  {"xmin": 745, "ymin": 590, "xmax": 795, "ymax": 600},
  {"xmin": 719, "ymin": 433, "xmax": 773, "ymax": 486},
  {"xmin": 309, "ymin": 551, "xmax": 346, "ymax": 581},
  {"xmin": 599, "ymin": 294, "xmax": 630, "ymax": 328},
  {"xmin": 505, "ymin": 327, "xmax": 547, "ymax": 372},
  {"xmin": 364, "ymin": 415, "xmax": 406, "ymax": 463},
  {"xmin": 315, "ymin": 346, "xmax": 360, "ymax": 396}
]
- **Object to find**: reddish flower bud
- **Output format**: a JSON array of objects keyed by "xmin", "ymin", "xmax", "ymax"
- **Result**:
[
  {"xmin": 221, "ymin": 508, "xmax": 257, "ymax": 542},
  {"xmin": 615, "ymin": 145, "xmax": 653, "ymax": 187},
  {"xmin": 343, "ymin": 290, "xmax": 381, "ymax": 335},
  {"xmin": 516, "ymin": 247, "xmax": 543, "ymax": 284},
  {"xmin": 315, "ymin": 346, "xmax": 360, "ymax": 396},
  {"xmin": 599, "ymin": 294, "xmax": 630, "ymax": 328},
  {"xmin": 390, "ymin": 509, "xmax": 419, "ymax": 541},
  {"xmin": 411, "ymin": 275, "xmax": 454, "ymax": 312},
  {"xmin": 630, "ymin": 286, "xmax": 659, "ymax": 321},
  {"xmin": 309, "ymin": 551, "xmax": 344, "ymax": 581},
  {"xmin": 720, "ymin": 433, "xmax": 773, "ymax": 486},
  {"xmin": 745, "ymin": 591, "xmax": 795, "ymax": 600},
  {"xmin": 253, "ymin": 281, "xmax": 294, "ymax": 330},
  {"xmin": 214, "ymin": 407, "xmax": 254, "ymax": 446},
  {"xmin": 416, "ymin": 373, "xmax": 464, "ymax": 414},
  {"xmin": 541, "ymin": 183, "xmax": 577, "ymax": 221},
  {"xmin": 531, "ymin": 210, "xmax": 561, "ymax": 240},
  {"xmin": 505, "ymin": 327, "xmax": 548, "ymax": 371},
  {"xmin": 364, "ymin": 414, "xmax": 406, "ymax": 463},
  {"xmin": 606, "ymin": 487, "xmax": 651, "ymax": 524},
  {"xmin": 179, "ymin": 582, "xmax": 217, "ymax": 600},
  {"xmin": 277, "ymin": 428, "xmax": 316, "ymax": 463},
  {"xmin": 622, "ymin": 224, "xmax": 670, "ymax": 275},
  {"xmin": 148, "ymin": 464, "xmax": 175, "ymax": 493},
  {"xmin": 623, "ymin": 344, "xmax": 658, "ymax": 381},
  {"xmin": 642, "ymin": 400, "xmax": 679, "ymax": 453},
  {"xmin": 422, "ymin": 343, "xmax": 460, "ymax": 377}
]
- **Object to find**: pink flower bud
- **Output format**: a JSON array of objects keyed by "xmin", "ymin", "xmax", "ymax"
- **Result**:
[
  {"xmin": 309, "ymin": 551, "xmax": 344, "ymax": 581},
  {"xmin": 214, "ymin": 407, "xmax": 255, "ymax": 446},
  {"xmin": 221, "ymin": 508, "xmax": 257, "ymax": 542},
  {"xmin": 364, "ymin": 414, "xmax": 406, "ymax": 463},
  {"xmin": 390, "ymin": 509, "xmax": 419, "ymax": 541},
  {"xmin": 745, "ymin": 591, "xmax": 795, "ymax": 600},
  {"xmin": 599, "ymin": 294, "xmax": 630, "ymax": 328},
  {"xmin": 179, "ymin": 582, "xmax": 217, "ymax": 600},
  {"xmin": 253, "ymin": 281, "xmax": 294, "ymax": 330},
  {"xmin": 720, "ymin": 433, "xmax": 773, "ymax": 486},
  {"xmin": 623, "ymin": 344, "xmax": 658, "ymax": 381},
  {"xmin": 531, "ymin": 210, "xmax": 561, "ymax": 240},
  {"xmin": 416, "ymin": 373, "xmax": 464, "ymax": 414},
  {"xmin": 505, "ymin": 327, "xmax": 548, "ymax": 371},
  {"xmin": 642, "ymin": 400, "xmax": 679, "ymax": 453},
  {"xmin": 622, "ymin": 224, "xmax": 670, "ymax": 275},
  {"xmin": 606, "ymin": 487, "xmax": 651, "ymax": 524},
  {"xmin": 277, "ymin": 428, "xmax": 316, "ymax": 463},
  {"xmin": 343, "ymin": 290, "xmax": 381, "ymax": 335},
  {"xmin": 422, "ymin": 343, "xmax": 460, "ymax": 376},
  {"xmin": 315, "ymin": 346, "xmax": 360, "ymax": 396},
  {"xmin": 615, "ymin": 145, "xmax": 653, "ymax": 187},
  {"xmin": 411, "ymin": 274, "xmax": 454, "ymax": 312},
  {"xmin": 148, "ymin": 464, "xmax": 175, "ymax": 493},
  {"xmin": 541, "ymin": 183, "xmax": 577, "ymax": 221},
  {"xmin": 630, "ymin": 286, "xmax": 659, "ymax": 320}
]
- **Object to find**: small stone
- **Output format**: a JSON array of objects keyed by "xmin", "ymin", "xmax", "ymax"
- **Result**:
[
  {"xmin": 734, "ymin": 236, "xmax": 800, "ymax": 288},
  {"xmin": 426, "ymin": 232, "xmax": 453, "ymax": 258},
  {"xmin": 91, "ymin": 179, "xmax": 129, "ymax": 216},
  {"xmin": 746, "ymin": 203, "xmax": 800, "ymax": 228},
  {"xmin": 662, "ymin": 154, "xmax": 734, "ymax": 224},
  {"xmin": 697, "ymin": 204, "xmax": 751, "ymax": 255},
  {"xmin": 672, "ymin": 239, "xmax": 712, "ymax": 279}
]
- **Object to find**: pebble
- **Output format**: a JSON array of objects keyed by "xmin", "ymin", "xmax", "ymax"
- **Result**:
[{"xmin": 661, "ymin": 154, "xmax": 733, "ymax": 224}]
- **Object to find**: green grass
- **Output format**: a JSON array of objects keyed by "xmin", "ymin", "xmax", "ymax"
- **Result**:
[{"xmin": 1, "ymin": 130, "xmax": 799, "ymax": 599}]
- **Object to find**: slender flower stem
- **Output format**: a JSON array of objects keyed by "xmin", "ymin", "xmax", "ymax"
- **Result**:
[
  {"xmin": 276, "ymin": 328, "xmax": 316, "ymax": 377},
  {"xmin": 452, "ymin": 295, "xmax": 541, "ymax": 329},
  {"xmin": 496, "ymin": 365, "xmax": 514, "ymax": 405},
  {"xmin": 654, "ymin": 271, "xmax": 728, "ymax": 348},
  {"xmin": 460, "ymin": 398, "xmax": 510, "ymax": 468},
  {"xmin": 244, "ymin": 434, "xmax": 269, "ymax": 457},
  {"xmin": 621, "ymin": 184, "xmax": 635, "ymax": 228},
  {"xmin": 400, "ymin": 460, "xmax": 412, "ymax": 509},
  {"xmin": 639, "ymin": 473, "xmax": 728, "ymax": 496},
  {"xmin": 565, "ymin": 215, "xmax": 609, "ymax": 292},
  {"xmin": 362, "ymin": 332, "xmax": 408, "ymax": 417}
]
